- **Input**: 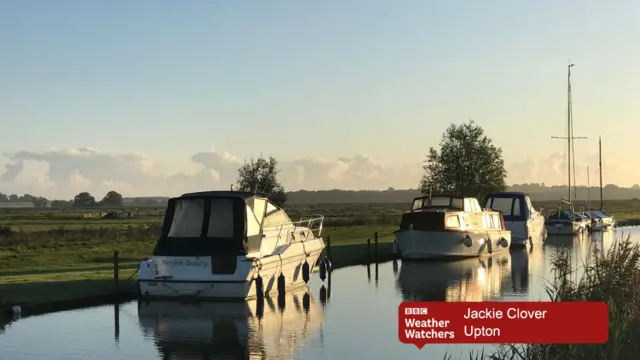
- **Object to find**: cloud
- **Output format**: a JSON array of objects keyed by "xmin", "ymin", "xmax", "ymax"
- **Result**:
[{"xmin": 0, "ymin": 148, "xmax": 634, "ymax": 199}]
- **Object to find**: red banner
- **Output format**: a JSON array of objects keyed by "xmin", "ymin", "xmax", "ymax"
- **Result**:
[{"xmin": 398, "ymin": 301, "xmax": 608, "ymax": 348}]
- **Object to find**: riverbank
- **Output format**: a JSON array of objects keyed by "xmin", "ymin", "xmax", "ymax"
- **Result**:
[
  {"xmin": 0, "ymin": 225, "xmax": 397, "ymax": 318},
  {"xmin": 460, "ymin": 233, "xmax": 640, "ymax": 360}
]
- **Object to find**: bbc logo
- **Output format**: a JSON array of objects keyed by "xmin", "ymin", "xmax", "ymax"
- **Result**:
[{"xmin": 405, "ymin": 307, "xmax": 428, "ymax": 315}]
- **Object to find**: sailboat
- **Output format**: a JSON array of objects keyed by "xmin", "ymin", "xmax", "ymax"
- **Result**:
[
  {"xmin": 588, "ymin": 137, "xmax": 617, "ymax": 230},
  {"xmin": 545, "ymin": 64, "xmax": 589, "ymax": 236}
]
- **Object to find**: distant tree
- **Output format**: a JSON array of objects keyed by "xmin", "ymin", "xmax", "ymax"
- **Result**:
[
  {"xmin": 73, "ymin": 192, "xmax": 97, "ymax": 207},
  {"xmin": 8, "ymin": 194, "xmax": 18, "ymax": 201},
  {"xmin": 51, "ymin": 200, "xmax": 73, "ymax": 209},
  {"xmin": 99, "ymin": 191, "xmax": 124, "ymax": 207},
  {"xmin": 0, "ymin": 193, "xmax": 7, "ymax": 202},
  {"xmin": 236, "ymin": 156, "xmax": 287, "ymax": 206},
  {"xmin": 31, "ymin": 196, "xmax": 49, "ymax": 208},
  {"xmin": 419, "ymin": 120, "xmax": 507, "ymax": 199}
]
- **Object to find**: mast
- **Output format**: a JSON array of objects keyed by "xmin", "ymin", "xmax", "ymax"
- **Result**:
[
  {"xmin": 587, "ymin": 166, "xmax": 590, "ymax": 209},
  {"xmin": 599, "ymin": 136, "xmax": 603, "ymax": 210},
  {"xmin": 567, "ymin": 64, "xmax": 573, "ymax": 202}
]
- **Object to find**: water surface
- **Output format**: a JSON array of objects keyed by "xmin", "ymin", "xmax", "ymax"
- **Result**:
[{"xmin": 1, "ymin": 227, "xmax": 637, "ymax": 360}]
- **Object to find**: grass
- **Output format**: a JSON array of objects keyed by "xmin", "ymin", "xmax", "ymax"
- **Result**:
[{"xmin": 448, "ymin": 233, "xmax": 640, "ymax": 360}]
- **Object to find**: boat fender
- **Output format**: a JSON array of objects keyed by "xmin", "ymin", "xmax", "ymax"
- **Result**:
[
  {"xmin": 277, "ymin": 273, "xmax": 286, "ymax": 295},
  {"xmin": 392, "ymin": 259, "xmax": 399, "ymax": 275},
  {"xmin": 324, "ymin": 256, "xmax": 332, "ymax": 272},
  {"xmin": 302, "ymin": 261, "xmax": 311, "ymax": 283},
  {"xmin": 501, "ymin": 238, "xmax": 510, "ymax": 248},
  {"xmin": 463, "ymin": 235, "xmax": 473, "ymax": 247},
  {"xmin": 487, "ymin": 239, "xmax": 493, "ymax": 254},
  {"xmin": 302, "ymin": 292, "xmax": 311, "ymax": 312},
  {"xmin": 319, "ymin": 259, "xmax": 327, "ymax": 281},
  {"xmin": 255, "ymin": 275, "xmax": 264, "ymax": 299}
]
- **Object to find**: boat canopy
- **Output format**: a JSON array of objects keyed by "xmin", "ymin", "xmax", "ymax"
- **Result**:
[
  {"xmin": 410, "ymin": 195, "xmax": 482, "ymax": 212},
  {"xmin": 152, "ymin": 191, "xmax": 291, "ymax": 257},
  {"xmin": 482, "ymin": 192, "xmax": 532, "ymax": 222}
]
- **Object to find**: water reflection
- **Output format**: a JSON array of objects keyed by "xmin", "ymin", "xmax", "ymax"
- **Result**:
[
  {"xmin": 396, "ymin": 253, "xmax": 513, "ymax": 302},
  {"xmin": 137, "ymin": 285, "xmax": 324, "ymax": 360},
  {"xmin": 509, "ymin": 249, "xmax": 530, "ymax": 293}
]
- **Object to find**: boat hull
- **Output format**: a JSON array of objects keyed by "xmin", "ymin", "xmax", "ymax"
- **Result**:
[
  {"xmin": 395, "ymin": 229, "xmax": 511, "ymax": 259},
  {"xmin": 545, "ymin": 220, "xmax": 583, "ymax": 236},
  {"xmin": 504, "ymin": 219, "xmax": 546, "ymax": 246},
  {"xmin": 138, "ymin": 238, "xmax": 325, "ymax": 299}
]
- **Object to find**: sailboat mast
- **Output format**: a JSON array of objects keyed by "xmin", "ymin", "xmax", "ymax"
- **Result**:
[
  {"xmin": 599, "ymin": 136, "xmax": 604, "ymax": 211},
  {"xmin": 567, "ymin": 64, "xmax": 573, "ymax": 203},
  {"xmin": 587, "ymin": 166, "xmax": 590, "ymax": 208}
]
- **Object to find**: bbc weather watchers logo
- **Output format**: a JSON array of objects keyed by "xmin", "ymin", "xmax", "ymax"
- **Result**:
[{"xmin": 405, "ymin": 307, "xmax": 428, "ymax": 315}]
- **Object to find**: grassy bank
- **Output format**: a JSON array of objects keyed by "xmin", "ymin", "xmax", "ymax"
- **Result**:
[
  {"xmin": 0, "ymin": 224, "xmax": 396, "ymax": 314},
  {"xmin": 455, "ymin": 234, "xmax": 640, "ymax": 360}
]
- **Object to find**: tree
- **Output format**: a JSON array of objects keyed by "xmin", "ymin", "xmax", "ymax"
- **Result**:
[
  {"xmin": 419, "ymin": 120, "xmax": 507, "ymax": 199},
  {"xmin": 236, "ymin": 156, "xmax": 287, "ymax": 206},
  {"xmin": 100, "ymin": 190, "xmax": 124, "ymax": 207},
  {"xmin": 73, "ymin": 192, "xmax": 97, "ymax": 207}
]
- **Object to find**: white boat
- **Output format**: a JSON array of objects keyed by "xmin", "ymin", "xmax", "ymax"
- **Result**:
[
  {"xmin": 396, "ymin": 253, "xmax": 511, "ymax": 302},
  {"xmin": 138, "ymin": 191, "xmax": 326, "ymax": 299},
  {"xmin": 394, "ymin": 195, "xmax": 511, "ymax": 259},
  {"xmin": 137, "ymin": 285, "xmax": 324, "ymax": 359},
  {"xmin": 482, "ymin": 192, "xmax": 547, "ymax": 247}
]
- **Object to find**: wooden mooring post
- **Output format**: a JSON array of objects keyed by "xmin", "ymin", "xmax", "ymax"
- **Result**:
[
  {"xmin": 367, "ymin": 238, "xmax": 371, "ymax": 260},
  {"xmin": 326, "ymin": 235, "xmax": 331, "ymax": 260},
  {"xmin": 374, "ymin": 231, "xmax": 379, "ymax": 261},
  {"xmin": 113, "ymin": 251, "xmax": 119, "ymax": 288}
]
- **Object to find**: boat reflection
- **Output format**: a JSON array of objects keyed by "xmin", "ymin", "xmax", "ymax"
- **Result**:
[
  {"xmin": 396, "ymin": 253, "xmax": 511, "ymax": 302},
  {"xmin": 508, "ymin": 248, "xmax": 530, "ymax": 294},
  {"xmin": 137, "ymin": 285, "xmax": 324, "ymax": 360}
]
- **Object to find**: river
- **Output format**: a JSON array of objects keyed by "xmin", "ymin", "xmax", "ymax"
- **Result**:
[{"xmin": 1, "ymin": 227, "xmax": 638, "ymax": 360}]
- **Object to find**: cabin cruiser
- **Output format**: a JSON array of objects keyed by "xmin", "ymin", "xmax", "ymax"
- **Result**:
[
  {"xmin": 544, "ymin": 206, "xmax": 587, "ymax": 236},
  {"xmin": 137, "ymin": 285, "xmax": 323, "ymax": 359},
  {"xmin": 138, "ymin": 191, "xmax": 326, "ymax": 299},
  {"xmin": 580, "ymin": 212, "xmax": 604, "ymax": 232},
  {"xmin": 394, "ymin": 195, "xmax": 511, "ymax": 259},
  {"xmin": 482, "ymin": 192, "xmax": 546, "ymax": 247},
  {"xmin": 588, "ymin": 210, "xmax": 616, "ymax": 230}
]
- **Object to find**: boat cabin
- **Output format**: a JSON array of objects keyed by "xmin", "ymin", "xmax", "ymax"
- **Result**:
[
  {"xmin": 400, "ymin": 195, "xmax": 503, "ymax": 232},
  {"xmin": 410, "ymin": 195, "xmax": 483, "ymax": 213},
  {"xmin": 482, "ymin": 192, "xmax": 534, "ymax": 222},
  {"xmin": 152, "ymin": 191, "xmax": 291, "ymax": 259}
]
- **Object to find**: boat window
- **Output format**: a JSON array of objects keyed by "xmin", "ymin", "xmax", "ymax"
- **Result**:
[
  {"xmin": 482, "ymin": 213, "xmax": 491, "ymax": 228},
  {"xmin": 512, "ymin": 198, "xmax": 521, "ymax": 216},
  {"xmin": 207, "ymin": 198, "xmax": 234, "ymax": 238},
  {"xmin": 525, "ymin": 196, "xmax": 534, "ymax": 212},
  {"xmin": 246, "ymin": 206, "xmax": 261, "ymax": 237},
  {"xmin": 445, "ymin": 215, "xmax": 460, "ymax": 228},
  {"xmin": 266, "ymin": 201, "xmax": 278, "ymax": 214},
  {"xmin": 263, "ymin": 209, "xmax": 292, "ymax": 228},
  {"xmin": 253, "ymin": 199, "xmax": 267, "ymax": 224},
  {"xmin": 430, "ymin": 197, "xmax": 451, "ymax": 207},
  {"xmin": 463, "ymin": 199, "xmax": 472, "ymax": 212},
  {"xmin": 489, "ymin": 197, "xmax": 513, "ymax": 215},
  {"xmin": 451, "ymin": 198, "xmax": 463, "ymax": 209},
  {"xmin": 168, "ymin": 199, "xmax": 205, "ymax": 237},
  {"xmin": 412, "ymin": 199, "xmax": 423, "ymax": 210},
  {"xmin": 492, "ymin": 214, "xmax": 500, "ymax": 228}
]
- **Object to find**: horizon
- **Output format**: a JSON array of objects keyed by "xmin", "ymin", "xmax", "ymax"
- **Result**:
[{"xmin": 2, "ymin": 1, "xmax": 639, "ymax": 198}]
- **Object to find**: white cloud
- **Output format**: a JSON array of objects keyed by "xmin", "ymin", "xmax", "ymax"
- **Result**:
[{"xmin": 0, "ymin": 148, "xmax": 634, "ymax": 199}]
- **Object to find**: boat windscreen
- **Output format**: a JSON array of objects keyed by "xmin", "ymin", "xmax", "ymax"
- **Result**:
[
  {"xmin": 486, "ymin": 195, "xmax": 527, "ymax": 221},
  {"xmin": 167, "ymin": 198, "xmax": 205, "ymax": 237}
]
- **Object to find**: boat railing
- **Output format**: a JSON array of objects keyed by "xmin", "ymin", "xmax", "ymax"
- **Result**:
[{"xmin": 274, "ymin": 216, "xmax": 325, "ymax": 243}]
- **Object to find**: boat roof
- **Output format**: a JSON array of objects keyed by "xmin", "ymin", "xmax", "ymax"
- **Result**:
[
  {"xmin": 178, "ymin": 191, "xmax": 264, "ymax": 200},
  {"xmin": 485, "ymin": 191, "xmax": 528, "ymax": 197}
]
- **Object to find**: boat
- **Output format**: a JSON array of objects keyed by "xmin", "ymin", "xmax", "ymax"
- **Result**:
[
  {"xmin": 137, "ymin": 285, "xmax": 323, "ymax": 359},
  {"xmin": 482, "ymin": 192, "xmax": 547, "ymax": 247},
  {"xmin": 394, "ymin": 195, "xmax": 511, "ymax": 259},
  {"xmin": 137, "ymin": 191, "xmax": 327, "ymax": 299},
  {"xmin": 395, "ymin": 253, "xmax": 511, "ymax": 301},
  {"xmin": 580, "ymin": 211, "xmax": 604, "ymax": 232},
  {"xmin": 589, "ymin": 210, "xmax": 616, "ymax": 230},
  {"xmin": 545, "ymin": 203, "xmax": 587, "ymax": 236}
]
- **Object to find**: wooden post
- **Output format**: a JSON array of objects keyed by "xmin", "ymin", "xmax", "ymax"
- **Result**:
[
  {"xmin": 113, "ymin": 251, "xmax": 119, "ymax": 288},
  {"xmin": 326, "ymin": 235, "xmax": 331, "ymax": 259},
  {"xmin": 367, "ymin": 238, "xmax": 371, "ymax": 260},
  {"xmin": 374, "ymin": 231, "xmax": 379, "ymax": 260}
]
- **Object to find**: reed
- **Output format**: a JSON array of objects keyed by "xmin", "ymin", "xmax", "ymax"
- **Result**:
[{"xmin": 450, "ymin": 232, "xmax": 640, "ymax": 360}]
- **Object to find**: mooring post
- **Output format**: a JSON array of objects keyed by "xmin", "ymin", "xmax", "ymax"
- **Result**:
[
  {"xmin": 113, "ymin": 251, "xmax": 119, "ymax": 289},
  {"xmin": 367, "ymin": 262, "xmax": 371, "ymax": 282},
  {"xmin": 374, "ymin": 231, "xmax": 379, "ymax": 261},
  {"xmin": 367, "ymin": 238, "xmax": 371, "ymax": 260},
  {"xmin": 326, "ymin": 235, "xmax": 331, "ymax": 260},
  {"xmin": 375, "ymin": 262, "xmax": 379, "ymax": 288}
]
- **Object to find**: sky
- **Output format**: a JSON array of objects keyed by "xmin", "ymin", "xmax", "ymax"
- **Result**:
[{"xmin": 1, "ymin": 0, "xmax": 639, "ymax": 199}]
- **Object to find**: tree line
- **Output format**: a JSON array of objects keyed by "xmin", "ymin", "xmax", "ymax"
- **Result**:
[{"xmin": 2, "ymin": 120, "xmax": 635, "ymax": 208}]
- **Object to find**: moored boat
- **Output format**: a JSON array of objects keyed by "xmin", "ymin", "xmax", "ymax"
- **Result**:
[
  {"xmin": 482, "ymin": 191, "xmax": 546, "ymax": 247},
  {"xmin": 394, "ymin": 195, "xmax": 511, "ymax": 259},
  {"xmin": 138, "ymin": 191, "xmax": 326, "ymax": 299}
]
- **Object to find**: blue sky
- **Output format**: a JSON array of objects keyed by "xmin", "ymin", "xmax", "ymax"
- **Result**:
[{"xmin": 1, "ymin": 1, "xmax": 639, "ymax": 197}]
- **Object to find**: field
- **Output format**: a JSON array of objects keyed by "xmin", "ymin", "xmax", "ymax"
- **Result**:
[{"xmin": 1, "ymin": 199, "xmax": 640, "ymax": 310}]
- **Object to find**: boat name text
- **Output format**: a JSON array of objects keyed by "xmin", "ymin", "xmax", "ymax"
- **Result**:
[{"xmin": 162, "ymin": 259, "xmax": 208, "ymax": 268}]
